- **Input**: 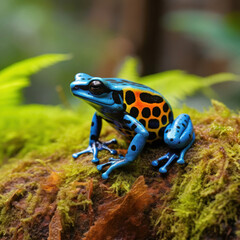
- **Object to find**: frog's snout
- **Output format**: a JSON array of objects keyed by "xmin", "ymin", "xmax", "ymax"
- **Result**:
[{"xmin": 70, "ymin": 82, "xmax": 80, "ymax": 91}]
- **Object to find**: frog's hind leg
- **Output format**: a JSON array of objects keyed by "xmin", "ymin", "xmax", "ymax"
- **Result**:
[
  {"xmin": 177, "ymin": 132, "xmax": 195, "ymax": 164},
  {"xmin": 152, "ymin": 153, "xmax": 170, "ymax": 167},
  {"xmin": 163, "ymin": 114, "xmax": 195, "ymax": 165},
  {"xmin": 152, "ymin": 152, "xmax": 178, "ymax": 173}
]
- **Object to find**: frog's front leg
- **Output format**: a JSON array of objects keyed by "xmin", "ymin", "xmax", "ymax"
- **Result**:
[
  {"xmin": 152, "ymin": 114, "xmax": 195, "ymax": 173},
  {"xmin": 72, "ymin": 112, "xmax": 117, "ymax": 163},
  {"xmin": 97, "ymin": 114, "xmax": 149, "ymax": 179}
]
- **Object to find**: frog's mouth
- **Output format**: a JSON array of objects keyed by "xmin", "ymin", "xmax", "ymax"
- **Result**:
[{"xmin": 72, "ymin": 91, "xmax": 114, "ymax": 107}]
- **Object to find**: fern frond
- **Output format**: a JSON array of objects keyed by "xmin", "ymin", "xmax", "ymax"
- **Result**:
[
  {"xmin": 140, "ymin": 70, "xmax": 203, "ymax": 106},
  {"xmin": 117, "ymin": 57, "xmax": 239, "ymax": 107},
  {"xmin": 117, "ymin": 57, "xmax": 139, "ymax": 81},
  {"xmin": 0, "ymin": 54, "xmax": 71, "ymax": 82},
  {"xmin": 0, "ymin": 54, "xmax": 71, "ymax": 106},
  {"xmin": 202, "ymin": 73, "xmax": 238, "ymax": 86}
]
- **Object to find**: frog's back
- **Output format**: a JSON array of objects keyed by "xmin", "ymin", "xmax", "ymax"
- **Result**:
[{"xmin": 105, "ymin": 78, "xmax": 174, "ymax": 143}]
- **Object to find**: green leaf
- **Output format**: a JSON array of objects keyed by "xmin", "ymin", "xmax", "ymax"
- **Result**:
[
  {"xmin": 140, "ymin": 70, "xmax": 203, "ymax": 106},
  {"xmin": 117, "ymin": 57, "xmax": 139, "ymax": 81},
  {"xmin": 203, "ymin": 73, "xmax": 239, "ymax": 86},
  {"xmin": 0, "ymin": 54, "xmax": 71, "ymax": 107}
]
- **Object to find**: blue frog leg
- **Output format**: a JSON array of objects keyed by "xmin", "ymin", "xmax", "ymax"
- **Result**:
[
  {"xmin": 97, "ymin": 114, "xmax": 149, "ymax": 179},
  {"xmin": 170, "ymin": 114, "xmax": 195, "ymax": 165},
  {"xmin": 72, "ymin": 112, "xmax": 117, "ymax": 163},
  {"xmin": 177, "ymin": 132, "xmax": 195, "ymax": 164},
  {"xmin": 152, "ymin": 113, "xmax": 195, "ymax": 173}
]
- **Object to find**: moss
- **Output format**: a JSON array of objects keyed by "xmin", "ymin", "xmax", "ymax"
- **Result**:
[
  {"xmin": 109, "ymin": 172, "xmax": 137, "ymax": 196},
  {"xmin": 0, "ymin": 105, "xmax": 93, "ymax": 163},
  {"xmin": 56, "ymin": 161, "xmax": 97, "ymax": 226},
  {"xmin": 151, "ymin": 100, "xmax": 240, "ymax": 240},
  {"xmin": 0, "ymin": 101, "xmax": 239, "ymax": 239}
]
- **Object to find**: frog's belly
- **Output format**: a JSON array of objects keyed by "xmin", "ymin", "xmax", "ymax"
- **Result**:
[{"xmin": 102, "ymin": 117, "xmax": 135, "ymax": 139}]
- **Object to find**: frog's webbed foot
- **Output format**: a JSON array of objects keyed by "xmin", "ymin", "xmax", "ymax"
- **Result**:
[
  {"xmin": 72, "ymin": 138, "xmax": 117, "ymax": 163},
  {"xmin": 97, "ymin": 156, "xmax": 126, "ymax": 179},
  {"xmin": 152, "ymin": 152, "xmax": 178, "ymax": 173},
  {"xmin": 100, "ymin": 139, "xmax": 118, "ymax": 154}
]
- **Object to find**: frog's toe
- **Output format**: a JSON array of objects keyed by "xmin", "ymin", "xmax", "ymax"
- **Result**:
[
  {"xmin": 177, "ymin": 158, "xmax": 185, "ymax": 164},
  {"xmin": 105, "ymin": 138, "xmax": 117, "ymax": 145},
  {"xmin": 159, "ymin": 167, "xmax": 167, "ymax": 173},
  {"xmin": 97, "ymin": 165, "xmax": 103, "ymax": 171},
  {"xmin": 72, "ymin": 153, "xmax": 79, "ymax": 159},
  {"xmin": 110, "ymin": 149, "xmax": 117, "ymax": 155},
  {"xmin": 152, "ymin": 160, "xmax": 159, "ymax": 167},
  {"xmin": 97, "ymin": 161, "xmax": 112, "ymax": 171},
  {"xmin": 102, "ymin": 172, "xmax": 109, "ymax": 180},
  {"xmin": 101, "ymin": 145, "xmax": 118, "ymax": 155},
  {"xmin": 92, "ymin": 157, "xmax": 99, "ymax": 164},
  {"xmin": 72, "ymin": 147, "xmax": 92, "ymax": 160},
  {"xmin": 109, "ymin": 157, "xmax": 123, "ymax": 163}
]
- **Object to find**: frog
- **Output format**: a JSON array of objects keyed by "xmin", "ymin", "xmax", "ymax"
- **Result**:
[{"xmin": 70, "ymin": 73, "xmax": 195, "ymax": 179}]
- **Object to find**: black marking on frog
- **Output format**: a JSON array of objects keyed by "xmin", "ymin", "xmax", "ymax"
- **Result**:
[{"xmin": 140, "ymin": 93, "xmax": 163, "ymax": 104}]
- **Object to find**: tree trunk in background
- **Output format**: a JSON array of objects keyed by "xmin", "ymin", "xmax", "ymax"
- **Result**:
[
  {"xmin": 89, "ymin": 0, "xmax": 146, "ymax": 77},
  {"xmin": 91, "ymin": 0, "xmax": 162, "ymax": 77},
  {"xmin": 88, "ymin": 0, "xmax": 240, "ymax": 77}
]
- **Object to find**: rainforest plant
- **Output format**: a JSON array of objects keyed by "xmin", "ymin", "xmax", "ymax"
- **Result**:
[
  {"xmin": 118, "ymin": 57, "xmax": 238, "ymax": 106},
  {"xmin": 0, "ymin": 54, "xmax": 70, "ymax": 107}
]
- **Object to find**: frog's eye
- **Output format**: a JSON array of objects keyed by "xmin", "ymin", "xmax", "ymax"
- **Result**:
[{"xmin": 89, "ymin": 80, "xmax": 109, "ymax": 95}]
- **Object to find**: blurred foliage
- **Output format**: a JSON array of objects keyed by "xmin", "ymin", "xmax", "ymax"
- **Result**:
[
  {"xmin": 1, "ymin": 55, "xmax": 238, "ymax": 109},
  {"xmin": 0, "ymin": 0, "xmax": 111, "ymax": 104},
  {"xmin": 118, "ymin": 58, "xmax": 239, "ymax": 107},
  {"xmin": 0, "ymin": 105, "xmax": 91, "ymax": 163},
  {"xmin": 165, "ymin": 10, "xmax": 240, "ymax": 70},
  {"xmin": 0, "ymin": 54, "xmax": 70, "ymax": 107}
]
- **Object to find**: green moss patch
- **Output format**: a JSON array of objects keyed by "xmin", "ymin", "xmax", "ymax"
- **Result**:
[
  {"xmin": 151, "ymin": 100, "xmax": 240, "ymax": 240},
  {"xmin": 0, "ymin": 101, "xmax": 239, "ymax": 239}
]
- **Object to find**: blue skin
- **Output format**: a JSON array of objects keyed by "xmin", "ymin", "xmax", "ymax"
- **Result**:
[
  {"xmin": 152, "ymin": 114, "xmax": 195, "ymax": 173},
  {"xmin": 70, "ymin": 73, "xmax": 195, "ymax": 179}
]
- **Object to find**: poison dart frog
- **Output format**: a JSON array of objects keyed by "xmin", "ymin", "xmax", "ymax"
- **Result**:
[{"xmin": 70, "ymin": 73, "xmax": 195, "ymax": 179}]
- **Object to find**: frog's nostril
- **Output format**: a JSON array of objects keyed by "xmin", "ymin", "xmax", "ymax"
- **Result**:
[{"xmin": 73, "ymin": 86, "xmax": 80, "ymax": 90}]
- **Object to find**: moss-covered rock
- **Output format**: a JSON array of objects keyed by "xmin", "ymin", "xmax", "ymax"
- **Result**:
[{"xmin": 0, "ymin": 101, "xmax": 239, "ymax": 240}]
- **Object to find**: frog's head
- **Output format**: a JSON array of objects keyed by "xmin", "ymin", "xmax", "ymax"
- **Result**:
[{"xmin": 70, "ymin": 73, "xmax": 124, "ymax": 113}]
